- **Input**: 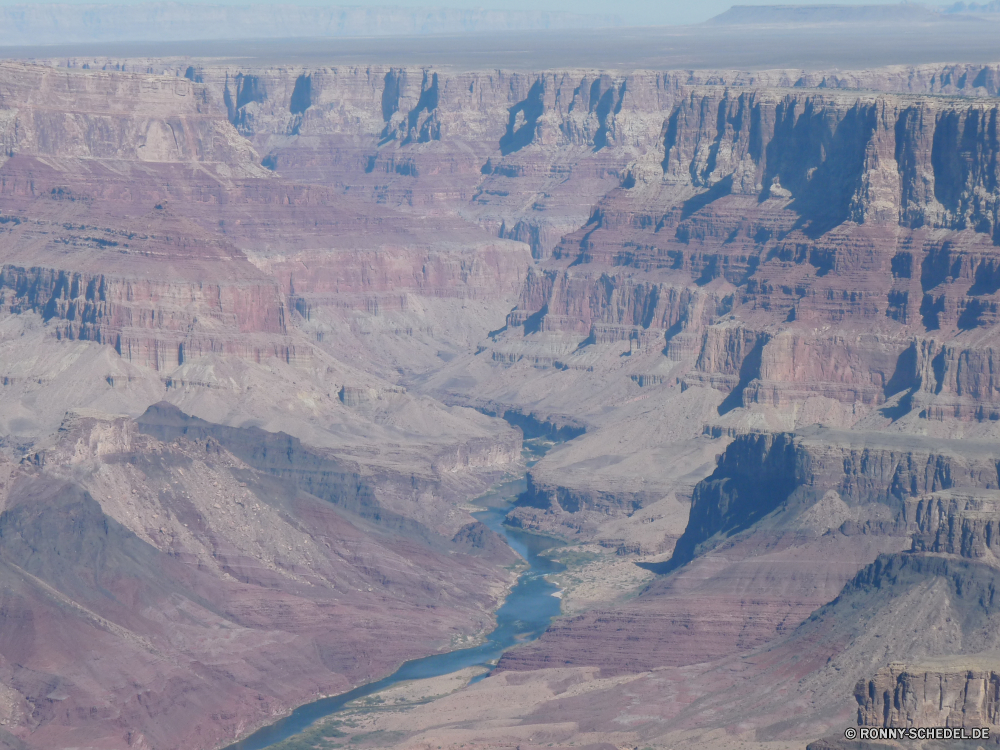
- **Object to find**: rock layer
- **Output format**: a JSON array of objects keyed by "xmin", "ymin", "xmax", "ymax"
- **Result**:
[
  {"xmin": 674, "ymin": 427, "xmax": 1000, "ymax": 568},
  {"xmin": 5, "ymin": 51, "xmax": 1000, "ymax": 750},
  {"xmin": 856, "ymin": 657, "xmax": 1000, "ymax": 730},
  {"xmin": 0, "ymin": 408, "xmax": 517, "ymax": 750}
]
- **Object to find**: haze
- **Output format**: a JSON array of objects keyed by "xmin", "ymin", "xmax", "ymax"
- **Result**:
[{"xmin": 0, "ymin": 0, "xmax": 951, "ymax": 32}]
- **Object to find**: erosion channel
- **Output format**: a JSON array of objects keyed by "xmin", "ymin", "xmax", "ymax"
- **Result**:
[{"xmin": 224, "ymin": 438, "xmax": 565, "ymax": 750}]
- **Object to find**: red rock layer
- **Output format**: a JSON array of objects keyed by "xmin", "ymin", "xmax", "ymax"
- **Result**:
[
  {"xmin": 495, "ymin": 87, "xmax": 1000, "ymax": 421},
  {"xmin": 0, "ymin": 62, "xmax": 533, "ymax": 374}
]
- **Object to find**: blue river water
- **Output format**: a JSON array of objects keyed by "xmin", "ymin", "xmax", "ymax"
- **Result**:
[{"xmin": 222, "ymin": 439, "xmax": 564, "ymax": 750}]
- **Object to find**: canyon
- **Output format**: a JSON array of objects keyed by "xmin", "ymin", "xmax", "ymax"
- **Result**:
[{"xmin": 0, "ymin": 14, "xmax": 999, "ymax": 750}]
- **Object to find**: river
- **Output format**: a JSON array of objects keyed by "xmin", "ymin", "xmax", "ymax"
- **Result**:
[{"xmin": 222, "ymin": 437, "xmax": 564, "ymax": 750}]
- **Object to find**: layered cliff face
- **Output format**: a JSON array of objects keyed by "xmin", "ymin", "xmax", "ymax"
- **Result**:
[
  {"xmin": 653, "ymin": 89, "xmax": 1000, "ymax": 235},
  {"xmin": 484, "ymin": 88, "xmax": 1000, "ymax": 435},
  {"xmin": 619, "ymin": 429, "xmax": 1000, "ymax": 747},
  {"xmin": 499, "ymin": 427, "xmax": 969, "ymax": 674},
  {"xmin": 856, "ymin": 657, "xmax": 1000, "ymax": 730},
  {"xmin": 0, "ymin": 60, "xmax": 528, "ymax": 501},
  {"xmin": 911, "ymin": 489, "xmax": 1000, "ymax": 561},
  {"xmin": 791, "ymin": 482, "xmax": 1000, "ymax": 746},
  {"xmin": 0, "ymin": 407, "xmax": 517, "ymax": 750},
  {"xmin": 0, "ymin": 62, "xmax": 263, "ymax": 170},
  {"xmin": 208, "ymin": 66, "xmax": 672, "ymax": 260},
  {"xmin": 487, "ymin": 422, "xmax": 1000, "ymax": 749},
  {"xmin": 0, "ymin": 61, "xmax": 535, "ymax": 749},
  {"xmin": 674, "ymin": 427, "xmax": 1000, "ymax": 567},
  {"xmin": 18, "ymin": 58, "xmax": 1000, "ymax": 436},
  {"xmin": 0, "ymin": 62, "xmax": 533, "ymax": 377},
  {"xmin": 6, "ymin": 52, "xmax": 1000, "ymax": 750},
  {"xmin": 55, "ymin": 61, "xmax": 991, "ymax": 264}
]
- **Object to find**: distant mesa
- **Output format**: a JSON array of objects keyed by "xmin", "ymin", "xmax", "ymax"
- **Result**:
[
  {"xmin": 707, "ymin": 4, "xmax": 956, "ymax": 26},
  {"xmin": 945, "ymin": 0, "xmax": 1000, "ymax": 12}
]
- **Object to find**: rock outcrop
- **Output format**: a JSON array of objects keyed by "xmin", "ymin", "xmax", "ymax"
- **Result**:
[
  {"xmin": 672, "ymin": 427, "xmax": 1000, "ymax": 568},
  {"xmin": 11, "ymin": 58, "xmax": 1000, "ymax": 430},
  {"xmin": 481, "ymin": 83, "xmax": 1000, "ymax": 433},
  {"xmin": 911, "ymin": 489, "xmax": 1000, "ymax": 561},
  {"xmin": 498, "ymin": 426, "xmax": 975, "ymax": 675},
  {"xmin": 856, "ymin": 656, "xmax": 1000, "ymax": 730}
]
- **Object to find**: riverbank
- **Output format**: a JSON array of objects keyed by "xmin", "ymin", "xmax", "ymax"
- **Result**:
[{"xmin": 220, "ymin": 439, "xmax": 566, "ymax": 750}]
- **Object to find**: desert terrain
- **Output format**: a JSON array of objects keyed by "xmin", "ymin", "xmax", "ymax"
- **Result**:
[{"xmin": 0, "ymin": 4, "xmax": 999, "ymax": 749}]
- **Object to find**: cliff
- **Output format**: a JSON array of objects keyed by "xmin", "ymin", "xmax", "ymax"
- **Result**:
[
  {"xmin": 652, "ymin": 88, "xmax": 1000, "ymax": 236},
  {"xmin": 497, "ymin": 425, "xmax": 975, "ymax": 675},
  {"xmin": 911, "ymin": 489, "xmax": 1000, "ymax": 561},
  {"xmin": 669, "ymin": 427, "xmax": 1000, "ymax": 569},
  {"xmin": 489, "ymin": 84, "xmax": 1000, "ymax": 428},
  {"xmin": 856, "ymin": 656, "xmax": 1000, "ymax": 730},
  {"xmin": 0, "ymin": 60, "xmax": 529, "ymax": 516},
  {"xmin": 497, "ymin": 421, "xmax": 1000, "ymax": 682},
  {"xmin": 0, "ymin": 61, "xmax": 532, "ymax": 376},
  {"xmin": 0, "ymin": 264, "xmax": 293, "ymax": 370}
]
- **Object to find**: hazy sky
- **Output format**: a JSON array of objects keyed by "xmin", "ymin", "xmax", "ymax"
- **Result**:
[{"xmin": 0, "ymin": 0, "xmax": 914, "ymax": 27}]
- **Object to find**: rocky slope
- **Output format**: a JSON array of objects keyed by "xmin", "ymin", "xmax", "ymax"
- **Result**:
[
  {"xmin": 0, "ymin": 61, "xmax": 527, "ymax": 491},
  {"xmin": 0, "ymin": 59, "xmax": 532, "ymax": 749},
  {"xmin": 0, "ymin": 407, "xmax": 517, "ymax": 750},
  {"xmin": 498, "ymin": 426, "xmax": 986, "ymax": 674}
]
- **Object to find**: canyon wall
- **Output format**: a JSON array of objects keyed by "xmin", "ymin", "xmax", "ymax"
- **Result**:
[
  {"xmin": 2, "ymin": 53, "xmax": 1000, "ymax": 750},
  {"xmin": 7, "ymin": 59, "xmax": 1000, "ymax": 416},
  {"xmin": 674, "ymin": 427, "xmax": 1000, "ymax": 566},
  {"xmin": 856, "ymin": 659, "xmax": 1000, "ymax": 729}
]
